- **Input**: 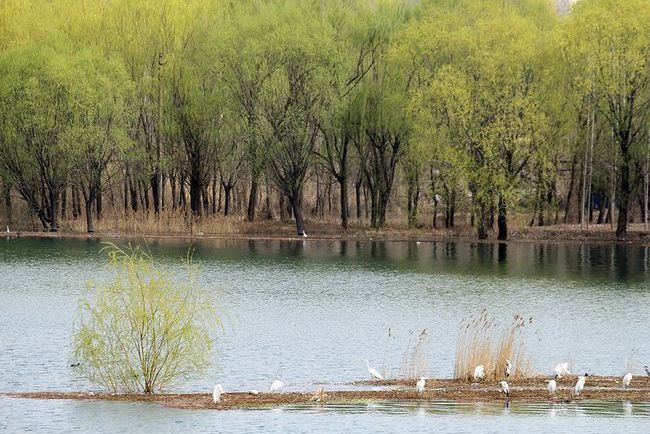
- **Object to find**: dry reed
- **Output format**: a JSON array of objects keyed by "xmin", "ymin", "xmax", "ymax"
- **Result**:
[
  {"xmin": 454, "ymin": 309, "xmax": 532, "ymax": 381},
  {"xmin": 399, "ymin": 328, "xmax": 429, "ymax": 379}
]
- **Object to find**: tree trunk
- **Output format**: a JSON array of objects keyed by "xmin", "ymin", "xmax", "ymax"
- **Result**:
[
  {"xmin": 339, "ymin": 175, "xmax": 349, "ymax": 230},
  {"xmin": 60, "ymin": 189, "xmax": 67, "ymax": 220},
  {"xmin": 247, "ymin": 177, "xmax": 258, "ymax": 221},
  {"xmin": 223, "ymin": 185, "xmax": 232, "ymax": 216},
  {"xmin": 290, "ymin": 194, "xmax": 305, "ymax": 235},
  {"xmin": 85, "ymin": 195, "xmax": 94, "ymax": 233},
  {"xmin": 564, "ymin": 154, "xmax": 578, "ymax": 223},
  {"xmin": 616, "ymin": 149, "xmax": 630, "ymax": 240},
  {"xmin": 49, "ymin": 190, "xmax": 59, "ymax": 232},
  {"xmin": 265, "ymin": 181, "xmax": 273, "ymax": 220},
  {"xmin": 96, "ymin": 188, "xmax": 102, "ymax": 220},
  {"xmin": 3, "ymin": 182, "xmax": 12, "ymax": 226},
  {"xmin": 189, "ymin": 171, "xmax": 202, "ymax": 216},
  {"xmin": 497, "ymin": 195, "xmax": 507, "ymax": 241},
  {"xmin": 355, "ymin": 177, "xmax": 362, "ymax": 221}
]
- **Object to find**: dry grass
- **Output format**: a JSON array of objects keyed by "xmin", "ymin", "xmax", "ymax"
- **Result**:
[
  {"xmin": 454, "ymin": 310, "xmax": 532, "ymax": 381},
  {"xmin": 62, "ymin": 210, "xmax": 244, "ymax": 236}
]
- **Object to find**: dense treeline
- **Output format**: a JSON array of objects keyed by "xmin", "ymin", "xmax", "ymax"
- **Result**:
[{"xmin": 0, "ymin": 0, "xmax": 648, "ymax": 240}]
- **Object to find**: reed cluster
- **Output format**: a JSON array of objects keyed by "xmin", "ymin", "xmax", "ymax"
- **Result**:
[{"xmin": 454, "ymin": 310, "xmax": 532, "ymax": 381}]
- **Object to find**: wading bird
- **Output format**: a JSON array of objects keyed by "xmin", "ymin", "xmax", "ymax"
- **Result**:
[
  {"xmin": 547, "ymin": 376, "xmax": 557, "ymax": 395},
  {"xmin": 623, "ymin": 373, "xmax": 633, "ymax": 389},
  {"xmin": 473, "ymin": 365, "xmax": 485, "ymax": 381},
  {"xmin": 213, "ymin": 384, "xmax": 225, "ymax": 403},
  {"xmin": 500, "ymin": 381, "xmax": 510, "ymax": 398},
  {"xmin": 505, "ymin": 359, "xmax": 512, "ymax": 378},
  {"xmin": 416, "ymin": 377, "xmax": 426, "ymax": 394},
  {"xmin": 366, "ymin": 359, "xmax": 384, "ymax": 380},
  {"xmin": 5, "ymin": 226, "xmax": 9, "ymax": 233},
  {"xmin": 554, "ymin": 362, "xmax": 570, "ymax": 378},
  {"xmin": 270, "ymin": 380, "xmax": 284, "ymax": 393},
  {"xmin": 645, "ymin": 366, "xmax": 650, "ymax": 376},
  {"xmin": 575, "ymin": 373, "xmax": 589, "ymax": 396}
]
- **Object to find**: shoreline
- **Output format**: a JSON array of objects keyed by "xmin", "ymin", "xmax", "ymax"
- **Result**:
[
  {"xmin": 5, "ymin": 225, "xmax": 650, "ymax": 246},
  {"xmin": 5, "ymin": 376, "xmax": 650, "ymax": 410}
]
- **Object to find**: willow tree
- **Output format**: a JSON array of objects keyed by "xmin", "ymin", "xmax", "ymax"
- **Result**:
[
  {"xmin": 562, "ymin": 0, "xmax": 650, "ymax": 240},
  {"xmin": 406, "ymin": 0, "xmax": 554, "ymax": 239},
  {"xmin": 61, "ymin": 50, "xmax": 134, "ymax": 232},
  {"xmin": 0, "ymin": 45, "xmax": 72, "ymax": 231},
  {"xmin": 256, "ymin": 3, "xmax": 334, "ymax": 236},
  {"xmin": 350, "ymin": 2, "xmax": 413, "ymax": 230}
]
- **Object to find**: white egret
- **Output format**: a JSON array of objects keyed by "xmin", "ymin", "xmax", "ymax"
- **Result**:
[
  {"xmin": 505, "ymin": 359, "xmax": 512, "ymax": 378},
  {"xmin": 212, "ymin": 384, "xmax": 225, "ymax": 403},
  {"xmin": 645, "ymin": 365, "xmax": 650, "ymax": 376},
  {"xmin": 270, "ymin": 380, "xmax": 284, "ymax": 393},
  {"xmin": 365, "ymin": 359, "xmax": 384, "ymax": 380},
  {"xmin": 622, "ymin": 373, "xmax": 633, "ymax": 389},
  {"xmin": 499, "ymin": 381, "xmax": 510, "ymax": 397},
  {"xmin": 553, "ymin": 362, "xmax": 570, "ymax": 378},
  {"xmin": 473, "ymin": 365, "xmax": 485, "ymax": 381},
  {"xmin": 547, "ymin": 376, "xmax": 557, "ymax": 395},
  {"xmin": 5, "ymin": 226, "xmax": 9, "ymax": 233},
  {"xmin": 575, "ymin": 373, "xmax": 589, "ymax": 396},
  {"xmin": 416, "ymin": 377, "xmax": 426, "ymax": 394}
]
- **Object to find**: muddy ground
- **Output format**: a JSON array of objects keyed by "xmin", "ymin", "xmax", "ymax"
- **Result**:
[{"xmin": 5, "ymin": 375, "xmax": 650, "ymax": 410}]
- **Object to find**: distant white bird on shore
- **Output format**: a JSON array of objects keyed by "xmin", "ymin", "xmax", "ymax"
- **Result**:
[
  {"xmin": 212, "ymin": 384, "xmax": 225, "ymax": 403},
  {"xmin": 301, "ymin": 232, "xmax": 308, "ymax": 238},
  {"xmin": 5, "ymin": 226, "xmax": 9, "ymax": 233},
  {"xmin": 249, "ymin": 389, "xmax": 260, "ymax": 395},
  {"xmin": 416, "ymin": 377, "xmax": 426, "ymax": 394},
  {"xmin": 366, "ymin": 359, "xmax": 384, "ymax": 380},
  {"xmin": 505, "ymin": 359, "xmax": 512, "ymax": 378},
  {"xmin": 622, "ymin": 373, "xmax": 633, "ymax": 389},
  {"xmin": 547, "ymin": 377, "xmax": 557, "ymax": 395},
  {"xmin": 575, "ymin": 373, "xmax": 589, "ymax": 396},
  {"xmin": 645, "ymin": 366, "xmax": 650, "ymax": 376},
  {"xmin": 500, "ymin": 381, "xmax": 510, "ymax": 397},
  {"xmin": 473, "ymin": 365, "xmax": 485, "ymax": 381},
  {"xmin": 270, "ymin": 380, "xmax": 284, "ymax": 393},
  {"xmin": 554, "ymin": 362, "xmax": 570, "ymax": 378}
]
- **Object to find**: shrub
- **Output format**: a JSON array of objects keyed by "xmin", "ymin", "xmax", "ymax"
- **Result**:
[{"xmin": 72, "ymin": 243, "xmax": 218, "ymax": 394}]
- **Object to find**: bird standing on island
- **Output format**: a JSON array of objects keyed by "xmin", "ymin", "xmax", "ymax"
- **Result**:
[
  {"xmin": 5, "ymin": 226, "xmax": 9, "ymax": 233},
  {"xmin": 622, "ymin": 373, "xmax": 633, "ymax": 389},
  {"xmin": 473, "ymin": 365, "xmax": 485, "ymax": 381},
  {"xmin": 547, "ymin": 376, "xmax": 557, "ymax": 396},
  {"xmin": 575, "ymin": 373, "xmax": 589, "ymax": 396},
  {"xmin": 500, "ymin": 381, "xmax": 510, "ymax": 398},
  {"xmin": 645, "ymin": 366, "xmax": 650, "ymax": 376},
  {"xmin": 416, "ymin": 377, "xmax": 426, "ymax": 394},
  {"xmin": 212, "ymin": 384, "xmax": 225, "ymax": 403},
  {"xmin": 505, "ymin": 359, "xmax": 512, "ymax": 378},
  {"xmin": 365, "ymin": 359, "xmax": 384, "ymax": 380},
  {"xmin": 270, "ymin": 380, "xmax": 284, "ymax": 393}
]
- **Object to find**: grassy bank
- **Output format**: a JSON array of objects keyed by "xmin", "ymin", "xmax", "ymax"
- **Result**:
[{"xmin": 5, "ymin": 217, "xmax": 650, "ymax": 244}]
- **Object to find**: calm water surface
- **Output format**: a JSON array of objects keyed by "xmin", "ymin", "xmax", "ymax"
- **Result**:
[{"xmin": 1, "ymin": 237, "xmax": 649, "ymax": 432}]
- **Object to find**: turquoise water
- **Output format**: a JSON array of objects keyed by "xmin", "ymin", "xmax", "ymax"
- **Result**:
[{"xmin": 1, "ymin": 237, "xmax": 649, "ymax": 432}]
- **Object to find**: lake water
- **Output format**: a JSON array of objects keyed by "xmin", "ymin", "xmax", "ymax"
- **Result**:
[{"xmin": 1, "ymin": 237, "xmax": 649, "ymax": 432}]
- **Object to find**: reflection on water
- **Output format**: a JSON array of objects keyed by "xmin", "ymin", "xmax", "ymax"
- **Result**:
[
  {"xmin": 2, "ymin": 237, "xmax": 650, "ymax": 282},
  {"xmin": 2, "ymin": 397, "xmax": 649, "ymax": 434},
  {"xmin": 1, "ymin": 237, "xmax": 649, "ymax": 432}
]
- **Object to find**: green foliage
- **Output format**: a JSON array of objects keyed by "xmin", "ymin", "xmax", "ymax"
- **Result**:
[
  {"xmin": 1, "ymin": 0, "xmax": 649, "ymax": 238},
  {"xmin": 72, "ymin": 243, "xmax": 218, "ymax": 394}
]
